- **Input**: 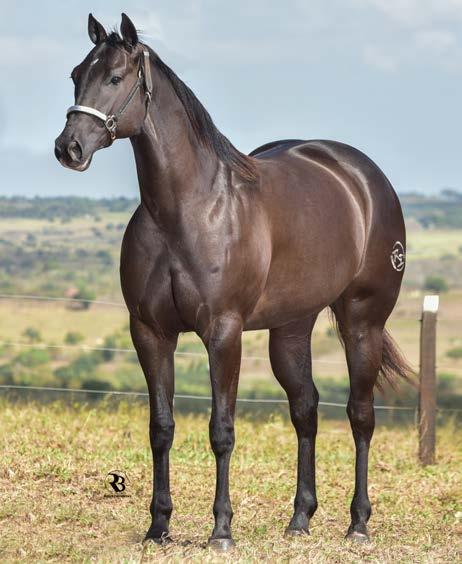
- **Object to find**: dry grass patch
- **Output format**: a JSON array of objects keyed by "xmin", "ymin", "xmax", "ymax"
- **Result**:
[{"xmin": 0, "ymin": 400, "xmax": 460, "ymax": 562}]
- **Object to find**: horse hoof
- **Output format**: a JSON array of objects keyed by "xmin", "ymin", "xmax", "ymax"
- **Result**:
[
  {"xmin": 143, "ymin": 532, "xmax": 173, "ymax": 546},
  {"xmin": 345, "ymin": 531, "xmax": 369, "ymax": 543},
  {"xmin": 284, "ymin": 527, "xmax": 309, "ymax": 538},
  {"xmin": 207, "ymin": 537, "xmax": 236, "ymax": 552}
]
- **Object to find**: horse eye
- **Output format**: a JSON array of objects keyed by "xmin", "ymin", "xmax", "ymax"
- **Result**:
[{"xmin": 111, "ymin": 76, "xmax": 122, "ymax": 85}]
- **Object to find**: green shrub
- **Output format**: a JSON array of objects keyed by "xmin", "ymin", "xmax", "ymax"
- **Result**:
[
  {"xmin": 423, "ymin": 275, "xmax": 449, "ymax": 293},
  {"xmin": 75, "ymin": 285, "xmax": 96, "ymax": 310},
  {"xmin": 101, "ymin": 336, "xmax": 118, "ymax": 362},
  {"xmin": 81, "ymin": 378, "xmax": 113, "ymax": 391},
  {"xmin": 64, "ymin": 332, "xmax": 84, "ymax": 345},
  {"xmin": 22, "ymin": 327, "xmax": 42, "ymax": 343},
  {"xmin": 446, "ymin": 347, "xmax": 462, "ymax": 359},
  {"xmin": 55, "ymin": 352, "xmax": 101, "ymax": 385},
  {"xmin": 15, "ymin": 349, "xmax": 50, "ymax": 367},
  {"xmin": 0, "ymin": 364, "xmax": 14, "ymax": 384},
  {"xmin": 96, "ymin": 249, "xmax": 113, "ymax": 266}
]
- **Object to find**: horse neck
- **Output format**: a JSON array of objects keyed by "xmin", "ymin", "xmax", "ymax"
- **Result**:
[{"xmin": 130, "ymin": 71, "xmax": 220, "ymax": 222}]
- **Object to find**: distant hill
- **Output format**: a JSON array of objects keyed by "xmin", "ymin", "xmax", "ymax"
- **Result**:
[
  {"xmin": 401, "ymin": 189, "xmax": 462, "ymax": 229},
  {"xmin": 0, "ymin": 196, "xmax": 138, "ymax": 221},
  {"xmin": 0, "ymin": 190, "xmax": 462, "ymax": 228}
]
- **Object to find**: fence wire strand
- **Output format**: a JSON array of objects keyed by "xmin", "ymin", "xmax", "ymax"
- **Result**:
[
  {"xmin": 0, "ymin": 383, "xmax": 426, "ymax": 410},
  {"xmin": 0, "ymin": 294, "xmax": 460, "ymax": 414},
  {"xmin": 0, "ymin": 340, "xmax": 347, "ymax": 365},
  {"xmin": 1, "ymin": 293, "xmax": 462, "ymax": 320},
  {"xmin": 1, "ymin": 384, "xmax": 460, "ymax": 412}
]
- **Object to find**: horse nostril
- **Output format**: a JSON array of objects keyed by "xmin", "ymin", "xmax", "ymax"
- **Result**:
[{"xmin": 67, "ymin": 140, "xmax": 83, "ymax": 162}]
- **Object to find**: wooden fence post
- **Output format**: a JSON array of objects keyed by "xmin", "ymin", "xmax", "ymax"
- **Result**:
[{"xmin": 418, "ymin": 295, "xmax": 439, "ymax": 466}]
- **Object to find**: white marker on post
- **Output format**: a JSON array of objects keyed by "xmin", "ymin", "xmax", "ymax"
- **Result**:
[{"xmin": 423, "ymin": 295, "xmax": 439, "ymax": 313}]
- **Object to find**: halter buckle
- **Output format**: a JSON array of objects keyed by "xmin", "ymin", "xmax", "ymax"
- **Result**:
[{"xmin": 105, "ymin": 115, "xmax": 117, "ymax": 140}]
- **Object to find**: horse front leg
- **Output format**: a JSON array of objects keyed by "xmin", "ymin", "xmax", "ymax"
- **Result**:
[
  {"xmin": 203, "ymin": 314, "xmax": 242, "ymax": 551},
  {"xmin": 130, "ymin": 316, "xmax": 178, "ymax": 543}
]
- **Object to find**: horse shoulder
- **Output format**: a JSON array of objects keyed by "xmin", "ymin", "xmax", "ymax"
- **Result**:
[{"xmin": 120, "ymin": 205, "xmax": 183, "ymax": 335}]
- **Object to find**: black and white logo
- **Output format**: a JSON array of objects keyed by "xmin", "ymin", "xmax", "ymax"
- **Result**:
[
  {"xmin": 390, "ymin": 241, "xmax": 405, "ymax": 272},
  {"xmin": 105, "ymin": 470, "xmax": 129, "ymax": 495}
]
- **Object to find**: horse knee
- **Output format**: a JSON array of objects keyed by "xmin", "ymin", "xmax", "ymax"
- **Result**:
[
  {"xmin": 209, "ymin": 420, "xmax": 235, "ymax": 457},
  {"xmin": 150, "ymin": 418, "xmax": 175, "ymax": 452}
]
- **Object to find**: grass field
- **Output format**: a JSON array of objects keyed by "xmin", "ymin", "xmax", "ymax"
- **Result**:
[
  {"xmin": 0, "ymin": 401, "xmax": 460, "ymax": 562},
  {"xmin": 407, "ymin": 229, "xmax": 462, "ymax": 260},
  {"xmin": 0, "ymin": 205, "xmax": 461, "ymax": 561}
]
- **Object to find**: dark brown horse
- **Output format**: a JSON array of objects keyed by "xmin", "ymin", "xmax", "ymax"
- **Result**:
[{"xmin": 55, "ymin": 13, "xmax": 411, "ymax": 550}]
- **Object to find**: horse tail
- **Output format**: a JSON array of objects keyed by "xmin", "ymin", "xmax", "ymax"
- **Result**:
[
  {"xmin": 377, "ymin": 329, "xmax": 415, "ymax": 391},
  {"xmin": 328, "ymin": 309, "xmax": 415, "ymax": 391}
]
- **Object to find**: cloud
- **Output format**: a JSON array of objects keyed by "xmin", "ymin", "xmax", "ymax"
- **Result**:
[
  {"xmin": 360, "ymin": 0, "xmax": 462, "ymax": 26},
  {"xmin": 362, "ymin": 28, "xmax": 461, "ymax": 73},
  {"xmin": 360, "ymin": 0, "xmax": 424, "ymax": 26},
  {"xmin": 363, "ymin": 45, "xmax": 398, "ymax": 72},
  {"xmin": 414, "ymin": 29, "xmax": 457, "ymax": 53},
  {"xmin": 0, "ymin": 36, "xmax": 64, "ymax": 67}
]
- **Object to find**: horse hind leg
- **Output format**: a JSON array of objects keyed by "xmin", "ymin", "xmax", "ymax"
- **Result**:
[
  {"xmin": 269, "ymin": 316, "xmax": 319, "ymax": 537},
  {"xmin": 331, "ymin": 289, "xmax": 410, "ymax": 542}
]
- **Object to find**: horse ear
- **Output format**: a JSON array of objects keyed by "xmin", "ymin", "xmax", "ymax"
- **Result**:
[
  {"xmin": 120, "ymin": 13, "xmax": 138, "ymax": 47},
  {"xmin": 88, "ymin": 13, "xmax": 107, "ymax": 45}
]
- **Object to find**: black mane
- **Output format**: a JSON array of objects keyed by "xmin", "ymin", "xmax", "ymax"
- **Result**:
[{"xmin": 106, "ymin": 32, "xmax": 257, "ymax": 182}]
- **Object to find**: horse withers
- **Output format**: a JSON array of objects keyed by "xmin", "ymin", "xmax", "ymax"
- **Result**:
[{"xmin": 55, "ymin": 13, "xmax": 412, "ymax": 550}]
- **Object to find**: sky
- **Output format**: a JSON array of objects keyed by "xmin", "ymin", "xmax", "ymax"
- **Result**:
[{"xmin": 0, "ymin": 0, "xmax": 461, "ymax": 197}]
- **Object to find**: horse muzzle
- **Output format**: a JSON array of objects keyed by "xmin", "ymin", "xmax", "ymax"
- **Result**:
[{"xmin": 54, "ymin": 135, "xmax": 93, "ymax": 172}]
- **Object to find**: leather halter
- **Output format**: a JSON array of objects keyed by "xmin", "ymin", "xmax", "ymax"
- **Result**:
[{"xmin": 66, "ymin": 49, "xmax": 153, "ymax": 142}]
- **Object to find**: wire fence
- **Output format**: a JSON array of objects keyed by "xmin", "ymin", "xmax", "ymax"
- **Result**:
[
  {"xmin": 1, "ymin": 292, "xmax": 462, "ymax": 320},
  {"xmin": 0, "ymin": 339, "xmax": 346, "ymax": 365},
  {"xmin": 0, "ymin": 384, "xmax": 460, "ymax": 413},
  {"xmin": 0, "ymin": 337, "xmax": 460, "ymax": 372},
  {"xmin": 0, "ymin": 294, "xmax": 461, "ymax": 372},
  {"xmin": 0, "ymin": 293, "xmax": 461, "ymax": 417},
  {"xmin": 0, "ymin": 293, "xmax": 124, "ymax": 307}
]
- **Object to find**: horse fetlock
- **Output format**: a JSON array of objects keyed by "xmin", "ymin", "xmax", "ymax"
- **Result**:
[
  {"xmin": 350, "ymin": 497, "xmax": 372, "ymax": 524},
  {"xmin": 213, "ymin": 502, "xmax": 233, "ymax": 523},
  {"xmin": 150, "ymin": 494, "xmax": 173, "ymax": 520},
  {"xmin": 295, "ymin": 491, "xmax": 317, "ymax": 517}
]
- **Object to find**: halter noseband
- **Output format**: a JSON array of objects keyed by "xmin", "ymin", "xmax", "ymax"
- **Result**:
[{"xmin": 66, "ymin": 49, "xmax": 153, "ymax": 142}]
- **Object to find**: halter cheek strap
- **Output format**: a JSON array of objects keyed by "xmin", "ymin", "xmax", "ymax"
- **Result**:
[{"xmin": 66, "ymin": 49, "xmax": 152, "ymax": 142}]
